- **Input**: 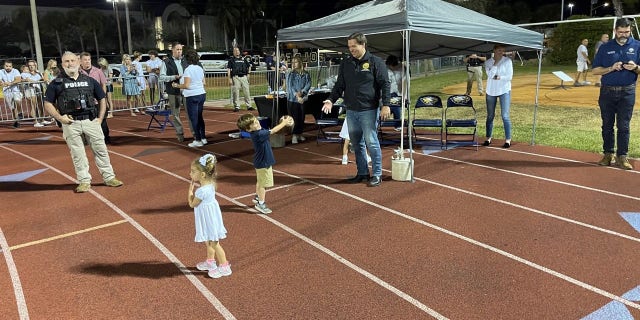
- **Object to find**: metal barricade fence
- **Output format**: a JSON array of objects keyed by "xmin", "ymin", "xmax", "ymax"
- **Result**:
[
  {"xmin": 1, "ymin": 61, "xmax": 462, "ymax": 125},
  {"xmin": 1, "ymin": 80, "xmax": 51, "ymax": 128}
]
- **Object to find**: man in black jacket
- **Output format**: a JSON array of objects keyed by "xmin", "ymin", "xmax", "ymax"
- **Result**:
[
  {"xmin": 160, "ymin": 42, "xmax": 193, "ymax": 142},
  {"xmin": 322, "ymin": 32, "xmax": 391, "ymax": 187}
]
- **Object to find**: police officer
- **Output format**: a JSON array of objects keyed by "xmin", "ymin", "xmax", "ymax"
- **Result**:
[
  {"xmin": 227, "ymin": 47, "xmax": 254, "ymax": 112},
  {"xmin": 43, "ymin": 51, "xmax": 123, "ymax": 193},
  {"xmin": 464, "ymin": 53, "xmax": 486, "ymax": 96}
]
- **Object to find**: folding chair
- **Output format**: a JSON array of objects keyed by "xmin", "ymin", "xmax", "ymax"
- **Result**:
[
  {"xmin": 444, "ymin": 94, "xmax": 477, "ymax": 150},
  {"xmin": 316, "ymin": 102, "xmax": 344, "ymax": 144},
  {"xmin": 146, "ymin": 98, "xmax": 173, "ymax": 132},
  {"xmin": 412, "ymin": 94, "xmax": 444, "ymax": 148},
  {"xmin": 378, "ymin": 96, "xmax": 409, "ymax": 145}
]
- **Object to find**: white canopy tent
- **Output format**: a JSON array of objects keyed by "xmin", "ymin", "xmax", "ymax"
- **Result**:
[{"xmin": 277, "ymin": 0, "xmax": 545, "ymax": 180}]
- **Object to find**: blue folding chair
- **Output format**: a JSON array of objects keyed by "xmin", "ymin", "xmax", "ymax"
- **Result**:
[
  {"xmin": 412, "ymin": 94, "xmax": 444, "ymax": 148},
  {"xmin": 146, "ymin": 98, "xmax": 173, "ymax": 132},
  {"xmin": 445, "ymin": 94, "xmax": 477, "ymax": 150}
]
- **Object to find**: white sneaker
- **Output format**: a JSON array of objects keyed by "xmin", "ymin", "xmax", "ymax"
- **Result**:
[
  {"xmin": 196, "ymin": 260, "xmax": 217, "ymax": 271},
  {"xmin": 208, "ymin": 263, "xmax": 232, "ymax": 278},
  {"xmin": 292, "ymin": 135, "xmax": 298, "ymax": 144},
  {"xmin": 42, "ymin": 120, "xmax": 53, "ymax": 125},
  {"xmin": 188, "ymin": 140, "xmax": 204, "ymax": 148},
  {"xmin": 341, "ymin": 155, "xmax": 348, "ymax": 165},
  {"xmin": 201, "ymin": 138, "xmax": 208, "ymax": 145},
  {"xmin": 33, "ymin": 122, "xmax": 44, "ymax": 128},
  {"xmin": 298, "ymin": 134, "xmax": 306, "ymax": 142}
]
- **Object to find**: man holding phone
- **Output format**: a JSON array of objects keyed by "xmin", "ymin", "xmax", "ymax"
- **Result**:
[{"xmin": 592, "ymin": 18, "xmax": 640, "ymax": 170}]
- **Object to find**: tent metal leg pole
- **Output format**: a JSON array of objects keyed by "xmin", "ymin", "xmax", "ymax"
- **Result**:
[{"xmin": 530, "ymin": 49, "xmax": 543, "ymax": 146}]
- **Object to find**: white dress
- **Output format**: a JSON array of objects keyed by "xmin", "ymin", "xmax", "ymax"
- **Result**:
[
  {"xmin": 339, "ymin": 116, "xmax": 349, "ymax": 140},
  {"xmin": 193, "ymin": 184, "xmax": 227, "ymax": 242}
]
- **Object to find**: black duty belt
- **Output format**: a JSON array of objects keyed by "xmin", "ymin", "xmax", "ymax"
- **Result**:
[
  {"xmin": 71, "ymin": 114, "xmax": 95, "ymax": 121},
  {"xmin": 602, "ymin": 84, "xmax": 636, "ymax": 91},
  {"xmin": 234, "ymin": 74, "xmax": 246, "ymax": 77}
]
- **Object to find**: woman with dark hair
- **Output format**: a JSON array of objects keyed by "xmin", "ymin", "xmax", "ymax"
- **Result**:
[
  {"xmin": 173, "ymin": 49, "xmax": 207, "ymax": 148},
  {"xmin": 285, "ymin": 56, "xmax": 311, "ymax": 144}
]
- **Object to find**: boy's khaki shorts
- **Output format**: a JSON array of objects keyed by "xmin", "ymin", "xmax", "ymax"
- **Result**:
[{"xmin": 256, "ymin": 167, "xmax": 274, "ymax": 188}]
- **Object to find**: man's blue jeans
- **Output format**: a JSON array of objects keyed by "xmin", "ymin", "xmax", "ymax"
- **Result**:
[
  {"xmin": 485, "ymin": 91, "xmax": 512, "ymax": 140},
  {"xmin": 598, "ymin": 85, "xmax": 635, "ymax": 156},
  {"xmin": 346, "ymin": 109, "xmax": 382, "ymax": 177},
  {"xmin": 186, "ymin": 93, "xmax": 206, "ymax": 141}
]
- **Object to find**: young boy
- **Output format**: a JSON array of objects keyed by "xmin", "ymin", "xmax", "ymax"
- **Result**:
[{"xmin": 236, "ymin": 114, "xmax": 293, "ymax": 214}]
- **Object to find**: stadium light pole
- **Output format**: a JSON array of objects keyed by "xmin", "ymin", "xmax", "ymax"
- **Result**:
[
  {"xmin": 124, "ymin": 0, "xmax": 132, "ymax": 54},
  {"xmin": 29, "ymin": 0, "xmax": 44, "ymax": 71},
  {"xmin": 561, "ymin": 0, "xmax": 565, "ymax": 20},
  {"xmin": 568, "ymin": 3, "xmax": 574, "ymax": 17},
  {"xmin": 591, "ymin": 2, "xmax": 610, "ymax": 16},
  {"xmin": 107, "ymin": 0, "xmax": 124, "ymax": 54}
]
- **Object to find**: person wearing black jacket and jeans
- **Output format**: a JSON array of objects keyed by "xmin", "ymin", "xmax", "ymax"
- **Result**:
[{"xmin": 322, "ymin": 32, "xmax": 391, "ymax": 187}]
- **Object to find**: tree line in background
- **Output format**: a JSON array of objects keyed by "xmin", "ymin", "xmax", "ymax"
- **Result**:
[{"xmin": 0, "ymin": 0, "xmax": 639, "ymax": 60}]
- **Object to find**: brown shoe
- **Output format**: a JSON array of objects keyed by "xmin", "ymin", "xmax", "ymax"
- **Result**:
[
  {"xmin": 105, "ymin": 178, "xmax": 124, "ymax": 187},
  {"xmin": 617, "ymin": 156, "xmax": 633, "ymax": 170},
  {"xmin": 597, "ymin": 153, "xmax": 615, "ymax": 166},
  {"xmin": 75, "ymin": 183, "xmax": 91, "ymax": 193}
]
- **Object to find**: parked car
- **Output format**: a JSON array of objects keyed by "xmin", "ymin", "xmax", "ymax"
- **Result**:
[{"xmin": 198, "ymin": 52, "xmax": 229, "ymax": 72}]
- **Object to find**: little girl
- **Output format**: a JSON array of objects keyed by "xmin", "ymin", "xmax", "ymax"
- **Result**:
[
  {"xmin": 339, "ymin": 117, "xmax": 371, "ymax": 165},
  {"xmin": 188, "ymin": 154, "xmax": 232, "ymax": 278}
]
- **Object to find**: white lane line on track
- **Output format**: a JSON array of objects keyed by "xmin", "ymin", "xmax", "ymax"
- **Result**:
[
  {"xmin": 296, "ymin": 147, "xmax": 640, "ymax": 243},
  {"xmin": 107, "ymin": 142, "xmax": 640, "ymax": 313},
  {"xmin": 107, "ymin": 149, "xmax": 448, "ymax": 319},
  {"xmin": 0, "ymin": 227, "xmax": 30, "ymax": 320},
  {"xmin": 22, "ymin": 130, "xmax": 640, "ymax": 315},
  {"xmin": 426, "ymin": 153, "xmax": 640, "ymax": 201},
  {"xmin": 0, "ymin": 145, "xmax": 236, "ymax": 320},
  {"xmin": 9, "ymin": 220, "xmax": 128, "ymax": 251},
  {"xmin": 272, "ymin": 171, "xmax": 640, "ymax": 311},
  {"xmin": 499, "ymin": 147, "xmax": 640, "ymax": 174},
  {"xmin": 234, "ymin": 181, "xmax": 306, "ymax": 202},
  {"xmin": 286, "ymin": 146, "xmax": 640, "ymax": 307}
]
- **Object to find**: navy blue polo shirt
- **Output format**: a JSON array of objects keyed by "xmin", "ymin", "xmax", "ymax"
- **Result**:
[
  {"xmin": 593, "ymin": 37, "xmax": 640, "ymax": 86},
  {"xmin": 250, "ymin": 128, "xmax": 275, "ymax": 169}
]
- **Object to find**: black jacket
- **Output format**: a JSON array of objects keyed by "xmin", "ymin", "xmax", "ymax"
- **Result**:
[{"xmin": 329, "ymin": 51, "xmax": 390, "ymax": 111}]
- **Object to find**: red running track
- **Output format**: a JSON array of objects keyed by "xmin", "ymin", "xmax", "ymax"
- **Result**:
[{"xmin": 1, "ymin": 106, "xmax": 640, "ymax": 319}]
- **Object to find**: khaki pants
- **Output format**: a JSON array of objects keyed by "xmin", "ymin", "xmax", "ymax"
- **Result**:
[
  {"xmin": 232, "ymin": 75, "xmax": 251, "ymax": 108},
  {"xmin": 62, "ymin": 118, "xmax": 115, "ymax": 184},
  {"xmin": 466, "ymin": 65, "xmax": 484, "ymax": 94},
  {"xmin": 167, "ymin": 93, "xmax": 193, "ymax": 137}
]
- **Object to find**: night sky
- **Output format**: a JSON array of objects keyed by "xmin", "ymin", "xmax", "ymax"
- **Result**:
[{"xmin": 5, "ymin": 0, "xmax": 612, "ymax": 23}]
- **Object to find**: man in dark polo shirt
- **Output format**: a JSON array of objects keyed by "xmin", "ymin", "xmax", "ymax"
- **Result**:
[
  {"xmin": 463, "ymin": 53, "xmax": 486, "ymax": 96},
  {"xmin": 227, "ymin": 47, "xmax": 254, "ymax": 112},
  {"xmin": 592, "ymin": 18, "xmax": 640, "ymax": 170}
]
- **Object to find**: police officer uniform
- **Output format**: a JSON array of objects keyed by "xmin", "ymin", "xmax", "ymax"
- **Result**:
[
  {"xmin": 464, "ymin": 54, "xmax": 486, "ymax": 96},
  {"xmin": 44, "ymin": 71, "xmax": 122, "ymax": 192},
  {"xmin": 227, "ymin": 53, "xmax": 253, "ymax": 111}
]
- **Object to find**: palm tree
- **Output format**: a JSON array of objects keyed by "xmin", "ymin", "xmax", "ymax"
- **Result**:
[
  {"xmin": 40, "ymin": 11, "xmax": 68, "ymax": 56},
  {"xmin": 76, "ymin": 9, "xmax": 106, "ymax": 57},
  {"xmin": 611, "ymin": 0, "xmax": 624, "ymax": 16},
  {"xmin": 213, "ymin": 0, "xmax": 242, "ymax": 52}
]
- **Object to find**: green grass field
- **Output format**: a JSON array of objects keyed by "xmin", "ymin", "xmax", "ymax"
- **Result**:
[{"xmin": 410, "ymin": 63, "xmax": 640, "ymax": 158}]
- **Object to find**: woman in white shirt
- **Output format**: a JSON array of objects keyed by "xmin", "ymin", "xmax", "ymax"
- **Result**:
[
  {"xmin": 484, "ymin": 44, "xmax": 514, "ymax": 148},
  {"xmin": 173, "ymin": 49, "xmax": 207, "ymax": 148}
]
